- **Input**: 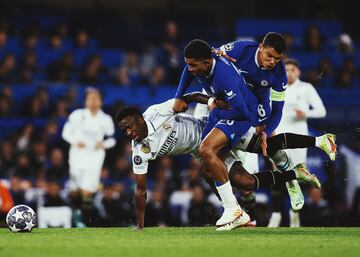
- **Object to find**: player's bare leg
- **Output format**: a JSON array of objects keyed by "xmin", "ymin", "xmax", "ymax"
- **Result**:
[{"xmin": 199, "ymin": 128, "xmax": 250, "ymax": 227}]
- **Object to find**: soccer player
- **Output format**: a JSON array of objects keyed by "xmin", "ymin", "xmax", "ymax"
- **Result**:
[
  {"xmin": 172, "ymin": 33, "xmax": 321, "ymax": 212},
  {"xmin": 116, "ymin": 93, "xmax": 334, "ymax": 230},
  {"xmin": 172, "ymin": 39, "xmax": 263, "ymax": 227},
  {"xmin": 268, "ymin": 58, "xmax": 328, "ymax": 227},
  {"xmin": 62, "ymin": 87, "xmax": 116, "ymax": 226}
]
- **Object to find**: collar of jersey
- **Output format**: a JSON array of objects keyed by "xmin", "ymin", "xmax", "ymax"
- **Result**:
[
  {"xmin": 288, "ymin": 78, "xmax": 300, "ymax": 87},
  {"xmin": 84, "ymin": 108, "xmax": 101, "ymax": 117},
  {"xmin": 254, "ymin": 48, "xmax": 268, "ymax": 70},
  {"xmin": 205, "ymin": 58, "xmax": 216, "ymax": 79},
  {"xmin": 144, "ymin": 118, "xmax": 156, "ymax": 137}
]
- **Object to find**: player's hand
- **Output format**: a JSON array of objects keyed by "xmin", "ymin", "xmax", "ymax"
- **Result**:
[
  {"xmin": 96, "ymin": 141, "xmax": 105, "ymax": 149},
  {"xmin": 295, "ymin": 109, "xmax": 306, "ymax": 120},
  {"xmin": 173, "ymin": 98, "xmax": 188, "ymax": 113},
  {"xmin": 259, "ymin": 131, "xmax": 268, "ymax": 156},
  {"xmin": 76, "ymin": 142, "xmax": 86, "ymax": 148},
  {"xmin": 211, "ymin": 47, "xmax": 237, "ymax": 63},
  {"xmin": 215, "ymin": 99, "xmax": 230, "ymax": 110}
]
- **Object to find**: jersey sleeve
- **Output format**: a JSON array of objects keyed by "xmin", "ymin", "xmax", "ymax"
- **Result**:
[
  {"xmin": 103, "ymin": 115, "xmax": 116, "ymax": 149},
  {"xmin": 61, "ymin": 110, "xmax": 81, "ymax": 145},
  {"xmin": 174, "ymin": 66, "xmax": 195, "ymax": 99},
  {"xmin": 264, "ymin": 70, "xmax": 288, "ymax": 135},
  {"xmin": 304, "ymin": 84, "xmax": 327, "ymax": 118},
  {"xmin": 132, "ymin": 145, "xmax": 151, "ymax": 175}
]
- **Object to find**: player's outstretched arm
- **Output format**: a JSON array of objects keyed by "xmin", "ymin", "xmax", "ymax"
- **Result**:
[
  {"xmin": 134, "ymin": 174, "xmax": 147, "ymax": 230},
  {"xmin": 183, "ymin": 92, "xmax": 230, "ymax": 109}
]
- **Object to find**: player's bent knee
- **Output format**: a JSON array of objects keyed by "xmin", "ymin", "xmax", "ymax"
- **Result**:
[{"xmin": 199, "ymin": 143, "xmax": 215, "ymax": 161}]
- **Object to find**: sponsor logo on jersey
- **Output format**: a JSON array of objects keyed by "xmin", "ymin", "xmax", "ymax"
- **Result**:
[
  {"xmin": 158, "ymin": 130, "xmax": 178, "ymax": 156},
  {"xmin": 140, "ymin": 144, "xmax": 151, "ymax": 154},
  {"xmin": 258, "ymin": 117, "xmax": 268, "ymax": 122},
  {"xmin": 261, "ymin": 80, "xmax": 269, "ymax": 87},
  {"xmin": 224, "ymin": 90, "xmax": 237, "ymax": 100},
  {"xmin": 163, "ymin": 123, "xmax": 171, "ymax": 132},
  {"xmin": 133, "ymin": 156, "xmax": 142, "ymax": 165},
  {"xmin": 282, "ymin": 82, "xmax": 287, "ymax": 89},
  {"xmin": 224, "ymin": 42, "xmax": 234, "ymax": 51}
]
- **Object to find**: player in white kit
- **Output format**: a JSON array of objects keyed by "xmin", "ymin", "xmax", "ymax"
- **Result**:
[
  {"xmin": 115, "ymin": 92, "xmax": 328, "ymax": 230},
  {"xmin": 62, "ymin": 87, "xmax": 115, "ymax": 226},
  {"xmin": 268, "ymin": 58, "xmax": 327, "ymax": 227}
]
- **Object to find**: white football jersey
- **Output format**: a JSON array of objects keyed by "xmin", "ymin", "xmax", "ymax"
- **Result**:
[
  {"xmin": 132, "ymin": 99, "xmax": 207, "ymax": 174},
  {"xmin": 277, "ymin": 79, "xmax": 326, "ymax": 135},
  {"xmin": 62, "ymin": 108, "xmax": 116, "ymax": 164}
]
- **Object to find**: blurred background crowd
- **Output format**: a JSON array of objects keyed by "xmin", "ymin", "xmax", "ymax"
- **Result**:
[{"xmin": 1, "ymin": 0, "xmax": 360, "ymax": 228}]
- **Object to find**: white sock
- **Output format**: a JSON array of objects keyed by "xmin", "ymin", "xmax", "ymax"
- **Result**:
[
  {"xmin": 315, "ymin": 136, "xmax": 323, "ymax": 148},
  {"xmin": 216, "ymin": 181, "xmax": 239, "ymax": 209}
]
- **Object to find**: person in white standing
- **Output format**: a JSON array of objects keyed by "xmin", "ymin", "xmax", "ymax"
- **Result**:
[
  {"xmin": 268, "ymin": 58, "xmax": 327, "ymax": 227},
  {"xmin": 62, "ymin": 87, "xmax": 116, "ymax": 226}
]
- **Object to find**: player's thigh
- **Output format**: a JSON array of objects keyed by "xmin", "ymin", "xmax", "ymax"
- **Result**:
[{"xmin": 214, "ymin": 119, "xmax": 252, "ymax": 150}]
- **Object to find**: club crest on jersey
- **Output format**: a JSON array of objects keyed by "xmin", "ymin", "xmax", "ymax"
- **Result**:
[
  {"xmin": 163, "ymin": 123, "xmax": 171, "ymax": 132},
  {"xmin": 224, "ymin": 42, "xmax": 234, "ymax": 51},
  {"xmin": 140, "ymin": 144, "xmax": 150, "ymax": 154},
  {"xmin": 261, "ymin": 80, "xmax": 269, "ymax": 87},
  {"xmin": 133, "ymin": 156, "xmax": 142, "ymax": 165}
]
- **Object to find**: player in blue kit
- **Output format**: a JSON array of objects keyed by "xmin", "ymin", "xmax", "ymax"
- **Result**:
[
  {"xmin": 173, "ymin": 33, "xmax": 309, "ymax": 213},
  {"xmin": 173, "ymin": 39, "xmax": 259, "ymax": 227}
]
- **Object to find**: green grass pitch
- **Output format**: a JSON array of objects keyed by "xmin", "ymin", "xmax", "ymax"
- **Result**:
[{"xmin": 1, "ymin": 227, "xmax": 359, "ymax": 257}]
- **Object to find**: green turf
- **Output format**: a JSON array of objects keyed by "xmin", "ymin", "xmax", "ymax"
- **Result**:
[{"xmin": 0, "ymin": 227, "xmax": 359, "ymax": 257}]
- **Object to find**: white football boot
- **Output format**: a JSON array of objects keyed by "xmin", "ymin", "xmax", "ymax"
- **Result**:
[
  {"xmin": 216, "ymin": 210, "xmax": 251, "ymax": 231},
  {"xmin": 215, "ymin": 205, "xmax": 243, "ymax": 227}
]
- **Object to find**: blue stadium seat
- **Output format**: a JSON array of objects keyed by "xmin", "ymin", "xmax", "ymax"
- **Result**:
[{"xmin": 99, "ymin": 49, "xmax": 124, "ymax": 68}]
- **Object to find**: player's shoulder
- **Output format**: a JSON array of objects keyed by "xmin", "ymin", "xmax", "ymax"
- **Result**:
[
  {"xmin": 144, "ymin": 99, "xmax": 174, "ymax": 118},
  {"xmin": 68, "ymin": 108, "xmax": 85, "ymax": 119}
]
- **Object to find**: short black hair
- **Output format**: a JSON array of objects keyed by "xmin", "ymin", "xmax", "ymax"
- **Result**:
[
  {"xmin": 115, "ymin": 106, "xmax": 143, "ymax": 123},
  {"xmin": 184, "ymin": 39, "xmax": 212, "ymax": 59},
  {"xmin": 284, "ymin": 58, "xmax": 300, "ymax": 69},
  {"xmin": 262, "ymin": 32, "xmax": 287, "ymax": 54}
]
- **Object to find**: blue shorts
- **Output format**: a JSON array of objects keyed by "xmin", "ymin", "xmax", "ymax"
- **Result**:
[{"xmin": 202, "ymin": 111, "xmax": 252, "ymax": 150}]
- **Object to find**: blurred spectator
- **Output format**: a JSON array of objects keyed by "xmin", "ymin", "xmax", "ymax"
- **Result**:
[
  {"xmin": 7, "ymin": 153, "xmax": 34, "ymax": 178},
  {"xmin": 0, "ymin": 86, "xmax": 14, "ymax": 117},
  {"xmin": 148, "ymin": 66, "xmax": 166, "ymax": 86},
  {"xmin": 47, "ymin": 148, "xmax": 67, "ymax": 180},
  {"xmin": 337, "ymin": 33, "xmax": 354, "ymax": 54},
  {"xmin": 300, "ymin": 188, "xmax": 331, "ymax": 226},
  {"xmin": 80, "ymin": 55, "xmax": 102, "ymax": 84},
  {"xmin": 18, "ymin": 51, "xmax": 40, "ymax": 84},
  {"xmin": 16, "ymin": 124, "xmax": 34, "ymax": 152},
  {"xmin": 160, "ymin": 20, "xmax": 181, "ymax": 84},
  {"xmin": 55, "ymin": 22, "xmax": 69, "ymax": 39},
  {"xmin": 110, "ymin": 155, "xmax": 132, "ymax": 180},
  {"xmin": 9, "ymin": 175, "xmax": 26, "ymax": 205},
  {"xmin": 74, "ymin": 30, "xmax": 90, "ymax": 49},
  {"xmin": 0, "ymin": 140, "xmax": 15, "ymax": 176},
  {"xmin": 23, "ymin": 32, "xmax": 39, "ymax": 51},
  {"xmin": 117, "ymin": 51, "xmax": 143, "ymax": 85},
  {"xmin": 49, "ymin": 33, "xmax": 63, "ymax": 50},
  {"xmin": 144, "ymin": 186, "xmax": 172, "ymax": 227},
  {"xmin": 29, "ymin": 139, "xmax": 48, "ymax": 170},
  {"xmin": 47, "ymin": 52, "xmax": 75, "ymax": 82},
  {"xmin": 53, "ymin": 98, "xmax": 70, "ymax": 118},
  {"xmin": 303, "ymin": 25, "xmax": 323, "ymax": 52},
  {"xmin": 188, "ymin": 185, "xmax": 219, "ymax": 226},
  {"xmin": 336, "ymin": 68, "xmax": 353, "ymax": 89},
  {"xmin": 0, "ymin": 28, "xmax": 8, "ymax": 49},
  {"xmin": 0, "ymin": 53, "xmax": 17, "ymax": 83},
  {"xmin": 43, "ymin": 180, "xmax": 68, "ymax": 207},
  {"xmin": 113, "ymin": 66, "xmax": 130, "ymax": 86},
  {"xmin": 98, "ymin": 182, "xmax": 132, "ymax": 227}
]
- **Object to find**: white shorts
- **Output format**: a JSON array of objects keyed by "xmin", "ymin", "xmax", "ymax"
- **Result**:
[{"xmin": 69, "ymin": 160, "xmax": 103, "ymax": 193}]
